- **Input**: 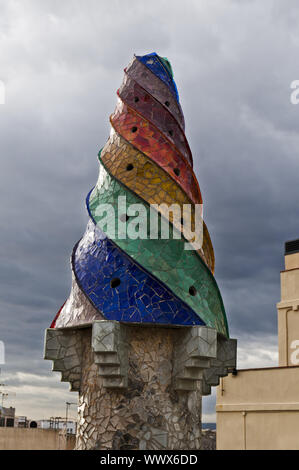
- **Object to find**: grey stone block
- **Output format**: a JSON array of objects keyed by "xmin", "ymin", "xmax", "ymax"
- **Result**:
[
  {"xmin": 202, "ymin": 336, "xmax": 237, "ymax": 395},
  {"xmin": 44, "ymin": 324, "xmax": 237, "ymax": 396},
  {"xmin": 91, "ymin": 321, "xmax": 128, "ymax": 389},
  {"xmin": 44, "ymin": 328, "xmax": 82, "ymax": 392},
  {"xmin": 173, "ymin": 327, "xmax": 237, "ymax": 393}
]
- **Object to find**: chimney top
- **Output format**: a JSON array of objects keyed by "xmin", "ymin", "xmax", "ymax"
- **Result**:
[{"xmin": 285, "ymin": 239, "xmax": 299, "ymax": 256}]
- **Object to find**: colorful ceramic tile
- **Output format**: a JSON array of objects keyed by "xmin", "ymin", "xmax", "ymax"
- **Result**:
[
  {"xmin": 51, "ymin": 52, "xmax": 229, "ymax": 339},
  {"xmin": 101, "ymin": 130, "xmax": 215, "ymax": 272},
  {"xmin": 126, "ymin": 56, "xmax": 185, "ymax": 130},
  {"xmin": 111, "ymin": 101, "xmax": 201, "ymax": 206},
  {"xmin": 71, "ymin": 220, "xmax": 205, "ymax": 326},
  {"xmin": 87, "ymin": 160, "xmax": 228, "ymax": 337},
  {"xmin": 136, "ymin": 53, "xmax": 180, "ymax": 103},
  {"xmin": 118, "ymin": 74, "xmax": 193, "ymax": 166}
]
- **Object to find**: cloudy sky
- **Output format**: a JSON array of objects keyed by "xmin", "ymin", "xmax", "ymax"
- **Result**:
[{"xmin": 0, "ymin": 0, "xmax": 298, "ymax": 422}]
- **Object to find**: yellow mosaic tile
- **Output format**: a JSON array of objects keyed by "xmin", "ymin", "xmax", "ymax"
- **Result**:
[{"xmin": 101, "ymin": 130, "xmax": 215, "ymax": 272}]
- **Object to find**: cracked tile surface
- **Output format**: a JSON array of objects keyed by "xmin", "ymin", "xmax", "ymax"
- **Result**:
[{"xmin": 50, "ymin": 52, "xmax": 229, "ymax": 338}]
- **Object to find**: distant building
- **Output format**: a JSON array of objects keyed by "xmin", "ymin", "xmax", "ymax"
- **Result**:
[
  {"xmin": 0, "ymin": 406, "xmax": 15, "ymax": 428},
  {"xmin": 0, "ymin": 405, "xmax": 76, "ymax": 435},
  {"xmin": 15, "ymin": 416, "xmax": 29, "ymax": 428},
  {"xmin": 217, "ymin": 238, "xmax": 299, "ymax": 450},
  {"xmin": 0, "ymin": 408, "xmax": 76, "ymax": 449},
  {"xmin": 1, "ymin": 412, "xmax": 38, "ymax": 429},
  {"xmin": 38, "ymin": 419, "xmax": 77, "ymax": 435},
  {"xmin": 202, "ymin": 422, "xmax": 216, "ymax": 430}
]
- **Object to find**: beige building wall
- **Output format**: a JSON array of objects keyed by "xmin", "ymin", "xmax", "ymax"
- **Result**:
[
  {"xmin": 278, "ymin": 251, "xmax": 299, "ymax": 366},
  {"xmin": 0, "ymin": 428, "xmax": 75, "ymax": 450},
  {"xmin": 216, "ymin": 241, "xmax": 299, "ymax": 450},
  {"xmin": 217, "ymin": 367, "xmax": 299, "ymax": 449}
]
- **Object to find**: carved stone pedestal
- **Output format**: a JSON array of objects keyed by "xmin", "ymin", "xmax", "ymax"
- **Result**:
[{"xmin": 44, "ymin": 321, "xmax": 236, "ymax": 450}]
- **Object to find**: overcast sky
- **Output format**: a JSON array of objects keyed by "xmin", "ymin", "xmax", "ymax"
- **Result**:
[{"xmin": 0, "ymin": 0, "xmax": 298, "ymax": 422}]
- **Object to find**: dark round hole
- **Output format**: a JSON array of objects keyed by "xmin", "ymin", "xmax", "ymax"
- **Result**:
[
  {"xmin": 134, "ymin": 96, "xmax": 139, "ymax": 103},
  {"xmin": 131, "ymin": 126, "xmax": 138, "ymax": 133},
  {"xmin": 126, "ymin": 163, "xmax": 134, "ymax": 171},
  {"xmin": 189, "ymin": 286, "xmax": 197, "ymax": 296},
  {"xmin": 165, "ymin": 101, "xmax": 170, "ymax": 107},
  {"xmin": 111, "ymin": 278, "xmax": 121, "ymax": 289},
  {"xmin": 168, "ymin": 130, "xmax": 173, "ymax": 137},
  {"xmin": 173, "ymin": 168, "xmax": 180, "ymax": 177},
  {"xmin": 119, "ymin": 214, "xmax": 129, "ymax": 223}
]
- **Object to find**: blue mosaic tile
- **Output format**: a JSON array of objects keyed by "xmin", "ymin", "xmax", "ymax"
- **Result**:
[
  {"xmin": 136, "ymin": 53, "xmax": 180, "ymax": 103},
  {"xmin": 73, "ymin": 220, "xmax": 205, "ymax": 327}
]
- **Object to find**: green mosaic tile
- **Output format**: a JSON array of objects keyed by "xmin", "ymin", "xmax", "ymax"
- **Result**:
[{"xmin": 88, "ymin": 159, "xmax": 229, "ymax": 337}]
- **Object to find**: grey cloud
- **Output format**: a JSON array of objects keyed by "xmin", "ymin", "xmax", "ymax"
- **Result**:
[{"xmin": 0, "ymin": 0, "xmax": 298, "ymax": 418}]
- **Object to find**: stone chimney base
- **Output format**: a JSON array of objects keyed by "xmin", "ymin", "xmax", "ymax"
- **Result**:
[{"xmin": 44, "ymin": 321, "xmax": 236, "ymax": 450}]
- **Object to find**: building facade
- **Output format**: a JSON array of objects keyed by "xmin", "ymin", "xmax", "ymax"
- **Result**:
[
  {"xmin": 38, "ymin": 419, "xmax": 77, "ymax": 435},
  {"xmin": 216, "ymin": 238, "xmax": 299, "ymax": 450},
  {"xmin": 0, "ymin": 406, "xmax": 15, "ymax": 428}
]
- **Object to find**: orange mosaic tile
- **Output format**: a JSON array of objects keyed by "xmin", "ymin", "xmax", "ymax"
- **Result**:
[{"xmin": 110, "ymin": 100, "xmax": 202, "ymax": 206}]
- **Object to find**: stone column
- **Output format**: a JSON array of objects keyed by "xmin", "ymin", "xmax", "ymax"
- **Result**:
[{"xmin": 44, "ymin": 321, "xmax": 236, "ymax": 450}]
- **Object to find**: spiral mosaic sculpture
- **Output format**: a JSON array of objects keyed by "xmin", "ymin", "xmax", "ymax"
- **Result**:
[{"xmin": 51, "ymin": 53, "xmax": 229, "ymax": 338}]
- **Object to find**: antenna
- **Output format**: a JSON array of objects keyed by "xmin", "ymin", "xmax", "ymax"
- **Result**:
[
  {"xmin": 65, "ymin": 402, "xmax": 77, "ymax": 428},
  {"xmin": 0, "ymin": 393, "xmax": 8, "ymax": 407},
  {"xmin": 0, "ymin": 367, "xmax": 5, "ymax": 388},
  {"xmin": 0, "ymin": 391, "xmax": 16, "ymax": 407}
]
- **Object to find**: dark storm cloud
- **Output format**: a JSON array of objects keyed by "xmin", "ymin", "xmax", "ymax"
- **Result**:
[{"xmin": 0, "ymin": 0, "xmax": 298, "ymax": 418}]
